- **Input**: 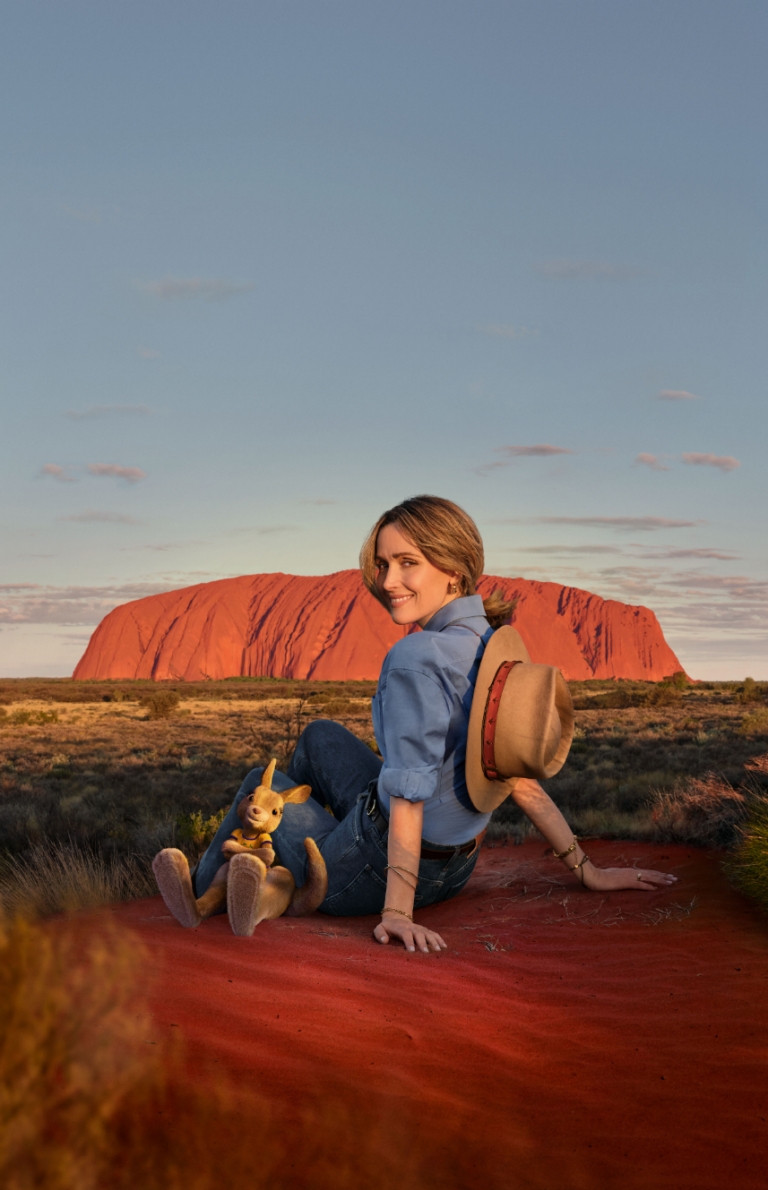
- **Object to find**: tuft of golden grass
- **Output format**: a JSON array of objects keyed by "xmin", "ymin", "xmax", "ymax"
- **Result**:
[
  {"xmin": 649, "ymin": 773, "xmax": 749, "ymax": 849},
  {"xmin": 0, "ymin": 913, "xmax": 150, "ymax": 1190},
  {"xmin": 0, "ymin": 842, "xmax": 155, "ymax": 919},
  {"xmin": 725, "ymin": 798, "xmax": 768, "ymax": 913}
]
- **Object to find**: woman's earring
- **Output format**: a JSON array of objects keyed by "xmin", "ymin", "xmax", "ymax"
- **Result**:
[{"xmin": 450, "ymin": 583, "xmax": 459, "ymax": 595}]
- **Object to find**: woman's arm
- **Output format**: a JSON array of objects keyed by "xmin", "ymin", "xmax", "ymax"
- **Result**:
[
  {"xmin": 373, "ymin": 798, "xmax": 448, "ymax": 953},
  {"xmin": 511, "ymin": 778, "xmax": 678, "ymax": 891}
]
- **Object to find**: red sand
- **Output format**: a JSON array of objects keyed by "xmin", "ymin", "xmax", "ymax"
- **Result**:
[
  {"xmin": 108, "ymin": 842, "xmax": 767, "ymax": 1189},
  {"xmin": 73, "ymin": 570, "xmax": 683, "ymax": 683}
]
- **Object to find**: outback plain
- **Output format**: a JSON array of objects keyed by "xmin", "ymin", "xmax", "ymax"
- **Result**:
[{"xmin": 3, "ymin": 676, "xmax": 768, "ymax": 1190}]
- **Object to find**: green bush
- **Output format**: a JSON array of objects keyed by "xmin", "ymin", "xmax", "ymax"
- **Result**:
[
  {"xmin": 139, "ymin": 690, "xmax": 180, "ymax": 720},
  {"xmin": 725, "ymin": 801, "xmax": 768, "ymax": 912},
  {"xmin": 176, "ymin": 806, "xmax": 229, "ymax": 855},
  {"xmin": 740, "ymin": 708, "xmax": 768, "ymax": 736}
]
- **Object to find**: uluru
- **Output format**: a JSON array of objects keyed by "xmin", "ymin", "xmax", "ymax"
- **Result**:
[{"xmin": 73, "ymin": 571, "xmax": 682, "ymax": 682}]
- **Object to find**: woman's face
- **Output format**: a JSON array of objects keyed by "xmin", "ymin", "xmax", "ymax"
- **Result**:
[{"xmin": 374, "ymin": 523, "xmax": 460, "ymax": 629}]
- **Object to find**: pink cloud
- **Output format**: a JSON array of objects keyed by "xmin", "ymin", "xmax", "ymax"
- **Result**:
[
  {"xmin": 682, "ymin": 453, "xmax": 740, "ymax": 473},
  {"xmin": 657, "ymin": 390, "xmax": 701, "ymax": 401},
  {"xmin": 635, "ymin": 453, "xmax": 668, "ymax": 472},
  {"xmin": 40, "ymin": 463, "xmax": 76, "ymax": 483},
  {"xmin": 87, "ymin": 463, "xmax": 147, "ymax": 482}
]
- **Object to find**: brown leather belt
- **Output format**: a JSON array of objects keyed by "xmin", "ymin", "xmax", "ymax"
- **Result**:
[{"xmin": 366, "ymin": 791, "xmax": 479, "ymax": 860}]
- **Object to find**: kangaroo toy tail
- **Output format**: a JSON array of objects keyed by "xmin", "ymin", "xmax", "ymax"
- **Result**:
[{"xmin": 286, "ymin": 837, "xmax": 328, "ymax": 916}]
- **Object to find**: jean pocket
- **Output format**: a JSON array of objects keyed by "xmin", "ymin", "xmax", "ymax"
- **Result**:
[{"xmin": 322, "ymin": 863, "xmax": 387, "ymax": 917}]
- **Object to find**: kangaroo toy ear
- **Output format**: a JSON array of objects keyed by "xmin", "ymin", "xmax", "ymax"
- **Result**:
[
  {"xmin": 261, "ymin": 758, "xmax": 277, "ymax": 789},
  {"xmin": 281, "ymin": 784, "xmax": 313, "ymax": 805}
]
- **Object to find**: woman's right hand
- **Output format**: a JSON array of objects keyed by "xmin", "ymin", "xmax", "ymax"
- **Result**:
[{"xmin": 374, "ymin": 912, "xmax": 447, "ymax": 954}]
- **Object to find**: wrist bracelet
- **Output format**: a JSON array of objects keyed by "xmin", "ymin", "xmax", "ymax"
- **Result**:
[{"xmin": 381, "ymin": 906, "xmax": 413, "ymax": 921}]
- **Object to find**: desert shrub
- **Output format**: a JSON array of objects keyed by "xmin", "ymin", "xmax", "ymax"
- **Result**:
[
  {"xmin": 139, "ymin": 690, "xmax": 180, "ymax": 720},
  {"xmin": 725, "ymin": 801, "xmax": 768, "ymax": 913},
  {"xmin": 737, "ymin": 677, "xmax": 765, "ymax": 704},
  {"xmin": 314, "ymin": 699, "xmax": 354, "ymax": 716},
  {"xmin": 740, "ymin": 708, "xmax": 768, "ymax": 736},
  {"xmin": 0, "ymin": 706, "xmax": 6, "ymax": 722},
  {"xmin": 0, "ymin": 842, "xmax": 155, "ymax": 918},
  {"xmin": 7, "ymin": 709, "xmax": 59, "ymax": 727},
  {"xmin": 176, "ymin": 806, "xmax": 230, "ymax": 855},
  {"xmin": 649, "ymin": 773, "xmax": 749, "ymax": 848},
  {"xmin": 0, "ymin": 914, "xmax": 149, "ymax": 1190},
  {"xmin": 648, "ymin": 683, "xmax": 683, "ymax": 707}
]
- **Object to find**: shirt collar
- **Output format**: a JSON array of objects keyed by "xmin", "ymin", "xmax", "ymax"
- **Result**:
[{"xmin": 422, "ymin": 594, "xmax": 488, "ymax": 633}]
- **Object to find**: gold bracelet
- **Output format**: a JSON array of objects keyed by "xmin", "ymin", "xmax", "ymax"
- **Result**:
[
  {"xmin": 551, "ymin": 840, "xmax": 577, "ymax": 861},
  {"xmin": 381, "ymin": 906, "xmax": 413, "ymax": 921},
  {"xmin": 385, "ymin": 864, "xmax": 418, "ymax": 891}
]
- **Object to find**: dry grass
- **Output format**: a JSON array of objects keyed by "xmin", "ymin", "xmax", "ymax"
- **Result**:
[
  {"xmin": 0, "ymin": 912, "xmax": 543, "ymax": 1190},
  {"xmin": 0, "ymin": 842, "xmax": 156, "ymax": 918},
  {"xmin": 648, "ymin": 773, "xmax": 750, "ymax": 849},
  {"xmin": 1, "ymin": 677, "xmax": 767, "ymax": 914}
]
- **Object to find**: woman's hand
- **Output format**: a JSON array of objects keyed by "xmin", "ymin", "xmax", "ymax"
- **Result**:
[
  {"xmin": 581, "ymin": 863, "xmax": 678, "ymax": 892},
  {"xmin": 374, "ymin": 912, "xmax": 447, "ymax": 953}
]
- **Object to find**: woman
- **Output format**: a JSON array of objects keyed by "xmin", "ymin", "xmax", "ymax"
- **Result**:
[{"xmin": 194, "ymin": 495, "xmax": 677, "ymax": 952}]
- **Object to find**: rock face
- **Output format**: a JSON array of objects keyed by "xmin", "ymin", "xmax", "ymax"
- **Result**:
[{"xmin": 73, "ymin": 571, "xmax": 683, "ymax": 682}]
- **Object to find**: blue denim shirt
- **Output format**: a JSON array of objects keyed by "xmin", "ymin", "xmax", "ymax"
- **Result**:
[{"xmin": 371, "ymin": 594, "xmax": 494, "ymax": 846}]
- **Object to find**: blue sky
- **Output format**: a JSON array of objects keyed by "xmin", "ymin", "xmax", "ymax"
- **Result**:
[{"xmin": 1, "ymin": 0, "xmax": 766, "ymax": 678}]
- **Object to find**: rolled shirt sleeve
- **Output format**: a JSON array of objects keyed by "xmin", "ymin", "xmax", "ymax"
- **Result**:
[{"xmin": 374, "ymin": 664, "xmax": 452, "ymax": 803}]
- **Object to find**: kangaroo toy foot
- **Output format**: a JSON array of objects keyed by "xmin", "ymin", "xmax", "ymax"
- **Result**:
[
  {"xmin": 227, "ymin": 853, "xmax": 268, "ymax": 937},
  {"xmin": 152, "ymin": 848, "xmax": 202, "ymax": 928}
]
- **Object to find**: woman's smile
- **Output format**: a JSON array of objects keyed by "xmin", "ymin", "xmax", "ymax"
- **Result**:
[{"xmin": 374, "ymin": 523, "xmax": 460, "ymax": 628}]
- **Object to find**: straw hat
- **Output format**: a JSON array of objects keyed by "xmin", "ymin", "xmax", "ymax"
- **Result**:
[{"xmin": 465, "ymin": 626, "xmax": 575, "ymax": 813}]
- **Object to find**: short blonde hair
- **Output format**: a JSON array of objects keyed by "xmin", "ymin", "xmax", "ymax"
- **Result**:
[{"xmin": 359, "ymin": 495, "xmax": 515, "ymax": 629}]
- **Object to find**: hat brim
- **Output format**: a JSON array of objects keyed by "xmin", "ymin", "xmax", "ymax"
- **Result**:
[
  {"xmin": 465, "ymin": 627, "xmax": 574, "ymax": 814},
  {"xmin": 465, "ymin": 627, "xmax": 530, "ymax": 814}
]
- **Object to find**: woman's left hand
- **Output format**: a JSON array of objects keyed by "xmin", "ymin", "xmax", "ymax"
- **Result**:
[
  {"xmin": 581, "ymin": 864, "xmax": 678, "ymax": 892},
  {"xmin": 374, "ymin": 913, "xmax": 448, "ymax": 953}
]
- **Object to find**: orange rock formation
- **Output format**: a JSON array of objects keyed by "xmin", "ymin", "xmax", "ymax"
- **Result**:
[{"xmin": 73, "ymin": 571, "xmax": 682, "ymax": 682}]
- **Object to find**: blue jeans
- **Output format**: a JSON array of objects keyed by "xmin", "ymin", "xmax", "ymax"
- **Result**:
[{"xmin": 194, "ymin": 721, "xmax": 479, "ymax": 916}]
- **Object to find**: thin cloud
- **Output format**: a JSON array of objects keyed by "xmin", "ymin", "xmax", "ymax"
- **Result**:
[
  {"xmin": 476, "ymin": 443, "xmax": 574, "ymax": 475},
  {"xmin": 0, "ymin": 580, "xmax": 177, "ymax": 625},
  {"xmin": 40, "ymin": 463, "xmax": 76, "ymax": 483},
  {"xmin": 498, "ymin": 444, "xmax": 573, "ymax": 458},
  {"xmin": 515, "ymin": 544, "xmax": 622, "ymax": 556},
  {"xmin": 137, "ymin": 277, "xmax": 254, "ymax": 301},
  {"xmin": 682, "ymin": 452, "xmax": 740, "ymax": 473},
  {"xmin": 87, "ymin": 463, "xmax": 147, "ymax": 482},
  {"xmin": 498, "ymin": 515, "xmax": 701, "ymax": 532},
  {"xmin": 65, "ymin": 404, "xmax": 152, "ymax": 419},
  {"xmin": 58, "ymin": 510, "xmax": 141, "ymax": 524},
  {"xmin": 478, "ymin": 324, "xmax": 538, "ymax": 340},
  {"xmin": 635, "ymin": 547, "xmax": 739, "ymax": 561},
  {"xmin": 230, "ymin": 524, "xmax": 299, "ymax": 536},
  {"xmin": 635, "ymin": 453, "xmax": 668, "ymax": 472},
  {"xmin": 300, "ymin": 499, "xmax": 337, "ymax": 506},
  {"xmin": 137, "ymin": 347, "xmax": 161, "ymax": 360},
  {"xmin": 658, "ymin": 390, "xmax": 700, "ymax": 401},
  {"xmin": 534, "ymin": 259, "xmax": 647, "ymax": 281}
]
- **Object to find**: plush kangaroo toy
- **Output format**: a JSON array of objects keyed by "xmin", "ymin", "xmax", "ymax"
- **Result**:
[{"xmin": 152, "ymin": 760, "xmax": 328, "ymax": 937}]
